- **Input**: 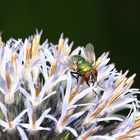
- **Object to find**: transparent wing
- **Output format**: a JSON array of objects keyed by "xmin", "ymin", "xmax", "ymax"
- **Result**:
[
  {"xmin": 58, "ymin": 57, "xmax": 74, "ymax": 71},
  {"xmin": 84, "ymin": 43, "xmax": 95, "ymax": 64}
]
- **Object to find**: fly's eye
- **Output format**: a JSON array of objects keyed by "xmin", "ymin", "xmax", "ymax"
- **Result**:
[{"xmin": 93, "ymin": 69, "xmax": 97, "ymax": 77}]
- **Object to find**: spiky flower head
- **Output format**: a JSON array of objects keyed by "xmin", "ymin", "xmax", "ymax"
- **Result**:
[{"xmin": 0, "ymin": 31, "xmax": 139, "ymax": 140}]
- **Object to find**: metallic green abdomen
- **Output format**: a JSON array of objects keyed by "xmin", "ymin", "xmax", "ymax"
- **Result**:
[{"xmin": 77, "ymin": 61, "xmax": 93, "ymax": 75}]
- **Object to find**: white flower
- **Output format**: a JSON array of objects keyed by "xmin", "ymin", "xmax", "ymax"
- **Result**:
[
  {"xmin": 0, "ymin": 102, "xmax": 27, "ymax": 133},
  {"xmin": 19, "ymin": 73, "xmax": 56, "ymax": 107},
  {"xmin": 20, "ymin": 100, "xmax": 57, "ymax": 133},
  {"xmin": 0, "ymin": 32, "xmax": 139, "ymax": 140},
  {"xmin": 111, "ymin": 103, "xmax": 140, "ymax": 140},
  {"xmin": 43, "ymin": 34, "xmax": 73, "ymax": 78},
  {"xmin": 56, "ymin": 72, "xmax": 97, "ymax": 137},
  {"xmin": 0, "ymin": 42, "xmax": 23, "ymax": 104},
  {"xmin": 83, "ymin": 70, "xmax": 138, "ymax": 125}
]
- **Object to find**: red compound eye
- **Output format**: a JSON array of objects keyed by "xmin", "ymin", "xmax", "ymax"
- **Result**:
[{"xmin": 93, "ymin": 69, "xmax": 97, "ymax": 77}]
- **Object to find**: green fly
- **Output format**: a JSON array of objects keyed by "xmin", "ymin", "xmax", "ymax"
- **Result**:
[{"xmin": 68, "ymin": 43, "xmax": 98, "ymax": 87}]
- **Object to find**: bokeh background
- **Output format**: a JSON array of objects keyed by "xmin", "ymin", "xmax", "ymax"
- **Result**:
[{"xmin": 0, "ymin": 0, "xmax": 140, "ymax": 87}]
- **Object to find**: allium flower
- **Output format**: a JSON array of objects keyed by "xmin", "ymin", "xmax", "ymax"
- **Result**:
[{"xmin": 0, "ymin": 31, "xmax": 140, "ymax": 140}]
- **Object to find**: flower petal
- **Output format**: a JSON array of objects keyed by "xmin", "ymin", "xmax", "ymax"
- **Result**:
[{"xmin": 17, "ymin": 126, "xmax": 28, "ymax": 140}]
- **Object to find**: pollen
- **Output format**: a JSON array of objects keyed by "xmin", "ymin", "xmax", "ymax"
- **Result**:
[
  {"xmin": 116, "ymin": 132, "xmax": 138, "ymax": 140},
  {"xmin": 57, "ymin": 37, "xmax": 64, "ymax": 53},
  {"xmin": 5, "ymin": 71, "xmax": 11, "ymax": 92},
  {"xmin": 59, "ymin": 108, "xmax": 74, "ymax": 126},
  {"xmin": 49, "ymin": 59, "xmax": 58, "ymax": 77},
  {"xmin": 89, "ymin": 103, "xmax": 106, "ymax": 120},
  {"xmin": 32, "ymin": 115, "xmax": 37, "ymax": 129},
  {"xmin": 25, "ymin": 43, "xmax": 32, "ymax": 69},
  {"xmin": 31, "ymin": 34, "xmax": 40, "ymax": 60},
  {"xmin": 35, "ymin": 85, "xmax": 41, "ymax": 97},
  {"xmin": 81, "ymin": 127, "xmax": 100, "ymax": 140},
  {"xmin": 68, "ymin": 86, "xmax": 78, "ymax": 103},
  {"xmin": 11, "ymin": 52, "xmax": 17, "ymax": 74}
]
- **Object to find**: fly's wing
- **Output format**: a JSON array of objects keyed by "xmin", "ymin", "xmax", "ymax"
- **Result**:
[
  {"xmin": 58, "ymin": 56, "xmax": 75, "ymax": 71},
  {"xmin": 84, "ymin": 43, "xmax": 96, "ymax": 64},
  {"xmin": 58, "ymin": 58, "xmax": 71, "ymax": 69}
]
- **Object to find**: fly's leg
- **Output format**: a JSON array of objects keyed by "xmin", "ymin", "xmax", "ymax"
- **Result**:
[
  {"xmin": 92, "ymin": 79, "xmax": 104, "ymax": 90},
  {"xmin": 70, "ymin": 71, "xmax": 79, "ymax": 84},
  {"xmin": 78, "ymin": 50, "xmax": 81, "ymax": 55},
  {"xmin": 91, "ymin": 73, "xmax": 104, "ymax": 90},
  {"xmin": 86, "ymin": 81, "xmax": 91, "ymax": 87},
  {"xmin": 86, "ymin": 81, "xmax": 101, "ymax": 97}
]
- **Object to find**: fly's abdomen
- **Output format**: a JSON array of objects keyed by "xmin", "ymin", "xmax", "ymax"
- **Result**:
[{"xmin": 77, "ymin": 61, "xmax": 93, "ymax": 75}]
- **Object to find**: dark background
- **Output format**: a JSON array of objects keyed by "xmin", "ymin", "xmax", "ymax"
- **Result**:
[{"xmin": 0, "ymin": 0, "xmax": 140, "ymax": 88}]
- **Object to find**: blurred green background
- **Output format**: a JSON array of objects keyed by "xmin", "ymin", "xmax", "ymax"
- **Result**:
[{"xmin": 0, "ymin": 0, "xmax": 140, "ymax": 87}]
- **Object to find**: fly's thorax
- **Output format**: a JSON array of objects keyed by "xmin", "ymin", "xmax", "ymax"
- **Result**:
[
  {"xmin": 70, "ymin": 55, "xmax": 85, "ymax": 64},
  {"xmin": 68, "ymin": 55, "xmax": 85, "ymax": 71}
]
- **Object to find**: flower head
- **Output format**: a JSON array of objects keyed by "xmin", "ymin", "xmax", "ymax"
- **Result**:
[{"xmin": 0, "ymin": 31, "xmax": 139, "ymax": 140}]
